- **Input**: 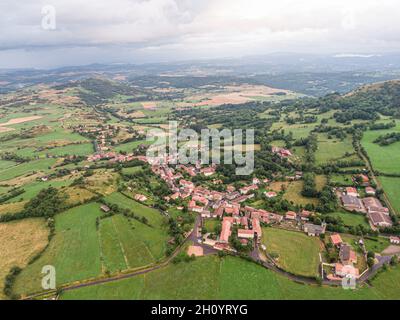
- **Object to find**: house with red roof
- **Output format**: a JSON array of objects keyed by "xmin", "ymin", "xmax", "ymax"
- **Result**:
[
  {"xmin": 285, "ymin": 211, "xmax": 297, "ymax": 220},
  {"xmin": 264, "ymin": 191, "xmax": 277, "ymax": 198},
  {"xmin": 252, "ymin": 217, "xmax": 262, "ymax": 240},
  {"xmin": 335, "ymin": 263, "xmax": 359, "ymax": 278},
  {"xmin": 238, "ymin": 229, "xmax": 255, "ymax": 239},
  {"xmin": 272, "ymin": 146, "xmax": 292, "ymax": 158},
  {"xmin": 330, "ymin": 234, "xmax": 343, "ymax": 247},
  {"xmin": 365, "ymin": 187, "xmax": 376, "ymax": 196},
  {"xmin": 201, "ymin": 167, "xmax": 216, "ymax": 176},
  {"xmin": 219, "ymin": 217, "xmax": 233, "ymax": 243},
  {"xmin": 239, "ymin": 184, "xmax": 259, "ymax": 195},
  {"xmin": 134, "ymin": 194, "xmax": 148, "ymax": 202},
  {"xmin": 346, "ymin": 187, "xmax": 359, "ymax": 197},
  {"xmin": 299, "ymin": 210, "xmax": 312, "ymax": 221}
]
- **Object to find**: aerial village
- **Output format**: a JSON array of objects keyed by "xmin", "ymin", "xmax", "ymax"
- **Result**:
[{"xmin": 81, "ymin": 139, "xmax": 398, "ymax": 283}]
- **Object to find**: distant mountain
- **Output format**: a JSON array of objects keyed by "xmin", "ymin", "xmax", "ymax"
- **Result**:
[{"xmin": 1, "ymin": 53, "xmax": 400, "ymax": 96}]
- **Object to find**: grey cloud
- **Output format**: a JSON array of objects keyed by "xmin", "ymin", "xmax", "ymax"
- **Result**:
[{"xmin": 0, "ymin": 0, "xmax": 400, "ymax": 68}]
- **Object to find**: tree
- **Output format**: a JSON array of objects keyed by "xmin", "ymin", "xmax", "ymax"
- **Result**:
[
  {"xmin": 390, "ymin": 256, "xmax": 398, "ymax": 266},
  {"xmin": 367, "ymin": 257, "xmax": 375, "ymax": 268}
]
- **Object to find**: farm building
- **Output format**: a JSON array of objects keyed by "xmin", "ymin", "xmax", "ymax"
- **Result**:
[{"xmin": 303, "ymin": 223, "xmax": 326, "ymax": 237}]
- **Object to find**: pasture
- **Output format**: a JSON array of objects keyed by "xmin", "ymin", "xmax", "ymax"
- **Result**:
[
  {"xmin": 104, "ymin": 192, "xmax": 166, "ymax": 228},
  {"xmin": 61, "ymin": 255, "xmax": 400, "ymax": 300},
  {"xmin": 100, "ymin": 214, "xmax": 168, "ymax": 272},
  {"xmin": 361, "ymin": 122, "xmax": 400, "ymax": 175},
  {"xmin": 327, "ymin": 211, "xmax": 370, "ymax": 228},
  {"xmin": 13, "ymin": 203, "xmax": 103, "ymax": 296},
  {"xmin": 261, "ymin": 227, "xmax": 322, "ymax": 277},
  {"xmin": 315, "ymin": 134, "xmax": 355, "ymax": 165},
  {"xmin": 0, "ymin": 218, "xmax": 49, "ymax": 299},
  {"xmin": 378, "ymin": 176, "xmax": 400, "ymax": 215},
  {"xmin": 282, "ymin": 181, "xmax": 319, "ymax": 206},
  {"xmin": 0, "ymin": 159, "xmax": 56, "ymax": 182}
]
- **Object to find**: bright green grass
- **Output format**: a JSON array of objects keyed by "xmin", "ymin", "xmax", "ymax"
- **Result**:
[
  {"xmin": 0, "ymin": 160, "xmax": 16, "ymax": 170},
  {"xmin": 282, "ymin": 181, "xmax": 319, "ymax": 206},
  {"xmin": 327, "ymin": 211, "xmax": 369, "ymax": 228},
  {"xmin": 315, "ymin": 134, "xmax": 355, "ymax": 164},
  {"xmin": 115, "ymin": 140, "xmax": 152, "ymax": 153},
  {"xmin": 0, "ymin": 158, "xmax": 56, "ymax": 181},
  {"xmin": 203, "ymin": 219, "xmax": 221, "ymax": 233},
  {"xmin": 6, "ymin": 179, "xmax": 73, "ymax": 203},
  {"xmin": 0, "ymin": 186, "xmax": 12, "ymax": 195},
  {"xmin": 34, "ymin": 128, "xmax": 88, "ymax": 145},
  {"xmin": 62, "ymin": 276, "xmax": 145, "ymax": 300},
  {"xmin": 361, "ymin": 122, "xmax": 400, "ymax": 174},
  {"xmin": 14, "ymin": 203, "xmax": 103, "ymax": 296},
  {"xmin": 262, "ymin": 227, "xmax": 322, "ymax": 277},
  {"xmin": 37, "ymin": 143, "xmax": 94, "ymax": 157},
  {"xmin": 378, "ymin": 176, "xmax": 400, "ymax": 215},
  {"xmin": 121, "ymin": 166, "xmax": 142, "ymax": 175},
  {"xmin": 61, "ymin": 255, "xmax": 400, "ymax": 300},
  {"xmin": 330, "ymin": 174, "xmax": 354, "ymax": 186},
  {"xmin": 111, "ymin": 214, "xmax": 163, "ymax": 268},
  {"xmin": 271, "ymin": 122, "xmax": 318, "ymax": 139},
  {"xmin": 363, "ymin": 236, "xmax": 390, "ymax": 254},
  {"xmin": 0, "ymin": 128, "xmax": 88, "ymax": 157},
  {"xmin": 99, "ymin": 217, "xmax": 129, "ymax": 273},
  {"xmin": 105, "ymin": 192, "xmax": 165, "ymax": 228}
]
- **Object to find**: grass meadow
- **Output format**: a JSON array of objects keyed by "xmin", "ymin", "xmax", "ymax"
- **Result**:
[
  {"xmin": 261, "ymin": 227, "xmax": 322, "ymax": 277},
  {"xmin": 61, "ymin": 255, "xmax": 400, "ymax": 300},
  {"xmin": 361, "ymin": 122, "xmax": 400, "ymax": 175}
]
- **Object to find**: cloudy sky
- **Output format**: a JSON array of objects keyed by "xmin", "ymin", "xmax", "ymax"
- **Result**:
[{"xmin": 1, "ymin": 0, "xmax": 400, "ymax": 68}]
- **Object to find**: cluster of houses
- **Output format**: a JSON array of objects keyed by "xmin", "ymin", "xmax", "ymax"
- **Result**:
[
  {"xmin": 73, "ymin": 124, "xmax": 118, "ymax": 153},
  {"xmin": 135, "ymin": 153, "xmax": 328, "ymax": 252},
  {"xmin": 271, "ymin": 146, "xmax": 292, "ymax": 158},
  {"xmin": 340, "ymin": 177, "xmax": 393, "ymax": 228},
  {"xmin": 87, "ymin": 151, "xmax": 139, "ymax": 163},
  {"xmin": 327, "ymin": 233, "xmax": 360, "ymax": 280}
]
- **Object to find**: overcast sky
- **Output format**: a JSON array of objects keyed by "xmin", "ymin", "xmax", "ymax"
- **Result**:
[{"xmin": 1, "ymin": 0, "xmax": 400, "ymax": 68}]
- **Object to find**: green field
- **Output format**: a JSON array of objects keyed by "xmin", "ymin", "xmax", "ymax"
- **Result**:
[
  {"xmin": 330, "ymin": 174, "xmax": 354, "ymax": 186},
  {"xmin": 282, "ymin": 181, "xmax": 319, "ymax": 206},
  {"xmin": 0, "ymin": 159, "xmax": 57, "ymax": 181},
  {"xmin": 261, "ymin": 227, "xmax": 322, "ymax": 277},
  {"xmin": 327, "ymin": 211, "xmax": 370, "ymax": 228},
  {"xmin": 378, "ymin": 176, "xmax": 400, "ymax": 215},
  {"xmin": 121, "ymin": 166, "xmax": 143, "ymax": 175},
  {"xmin": 62, "ymin": 255, "xmax": 400, "ymax": 300},
  {"xmin": 362, "ymin": 123, "xmax": 400, "ymax": 174},
  {"xmin": 14, "ymin": 203, "xmax": 103, "ymax": 296},
  {"xmin": 5, "ymin": 179, "xmax": 73, "ymax": 203},
  {"xmin": 105, "ymin": 192, "xmax": 165, "ymax": 227},
  {"xmin": 100, "ymin": 214, "xmax": 167, "ymax": 272},
  {"xmin": 37, "ymin": 143, "xmax": 94, "ymax": 157},
  {"xmin": 363, "ymin": 236, "xmax": 390, "ymax": 254},
  {"xmin": 116, "ymin": 140, "xmax": 152, "ymax": 153},
  {"xmin": 315, "ymin": 134, "xmax": 355, "ymax": 164},
  {"xmin": 97, "ymin": 217, "xmax": 128, "ymax": 273},
  {"xmin": 203, "ymin": 219, "xmax": 221, "ymax": 233},
  {"xmin": 0, "ymin": 160, "xmax": 16, "ymax": 170}
]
